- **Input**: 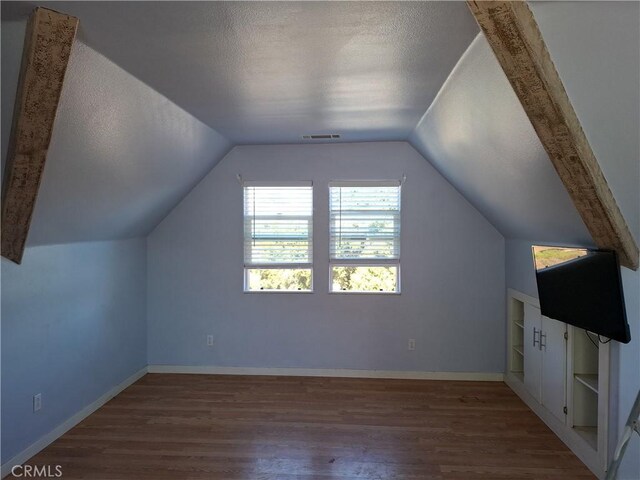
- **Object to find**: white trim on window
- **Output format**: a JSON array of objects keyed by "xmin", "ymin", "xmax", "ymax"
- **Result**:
[
  {"xmin": 328, "ymin": 181, "xmax": 402, "ymax": 294},
  {"xmin": 243, "ymin": 183, "xmax": 313, "ymax": 292},
  {"xmin": 243, "ymin": 180, "xmax": 313, "ymax": 187}
]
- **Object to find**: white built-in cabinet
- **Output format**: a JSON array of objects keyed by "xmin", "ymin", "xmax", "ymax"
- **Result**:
[
  {"xmin": 506, "ymin": 289, "xmax": 610, "ymax": 479},
  {"xmin": 523, "ymin": 303, "xmax": 543, "ymax": 402},
  {"xmin": 522, "ymin": 303, "xmax": 567, "ymax": 422}
]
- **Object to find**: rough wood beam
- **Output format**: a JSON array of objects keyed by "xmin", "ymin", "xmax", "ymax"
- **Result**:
[
  {"xmin": 1, "ymin": 7, "xmax": 78, "ymax": 264},
  {"xmin": 467, "ymin": 0, "xmax": 639, "ymax": 270}
]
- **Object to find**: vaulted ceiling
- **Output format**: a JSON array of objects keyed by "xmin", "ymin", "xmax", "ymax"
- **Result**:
[
  {"xmin": 2, "ymin": 1, "xmax": 479, "ymax": 145},
  {"xmin": 2, "ymin": 1, "xmax": 637, "ymax": 251}
]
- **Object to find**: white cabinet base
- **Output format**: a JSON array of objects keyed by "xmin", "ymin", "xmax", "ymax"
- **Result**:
[
  {"xmin": 541, "ymin": 316, "xmax": 568, "ymax": 423},
  {"xmin": 506, "ymin": 289, "xmax": 608, "ymax": 479},
  {"xmin": 505, "ymin": 373, "xmax": 605, "ymax": 479},
  {"xmin": 523, "ymin": 303, "xmax": 543, "ymax": 403}
]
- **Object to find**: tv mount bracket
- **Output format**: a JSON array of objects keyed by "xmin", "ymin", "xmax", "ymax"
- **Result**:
[{"xmin": 605, "ymin": 390, "xmax": 640, "ymax": 479}]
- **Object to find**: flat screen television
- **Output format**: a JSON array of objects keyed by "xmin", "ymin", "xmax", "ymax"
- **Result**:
[{"xmin": 532, "ymin": 246, "xmax": 630, "ymax": 343}]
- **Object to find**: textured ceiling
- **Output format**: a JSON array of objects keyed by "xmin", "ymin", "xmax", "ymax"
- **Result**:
[
  {"xmin": 2, "ymin": 1, "xmax": 479, "ymax": 145},
  {"xmin": 409, "ymin": 34, "xmax": 592, "ymax": 245}
]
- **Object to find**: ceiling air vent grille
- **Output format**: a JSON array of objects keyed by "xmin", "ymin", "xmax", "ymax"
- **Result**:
[{"xmin": 302, "ymin": 134, "xmax": 340, "ymax": 140}]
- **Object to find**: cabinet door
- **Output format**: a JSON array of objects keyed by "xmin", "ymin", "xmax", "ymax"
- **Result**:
[
  {"xmin": 524, "ymin": 303, "xmax": 542, "ymax": 403},
  {"xmin": 541, "ymin": 316, "xmax": 567, "ymax": 423}
]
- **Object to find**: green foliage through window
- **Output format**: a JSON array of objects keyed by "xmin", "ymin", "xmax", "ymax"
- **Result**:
[
  {"xmin": 246, "ymin": 269, "xmax": 312, "ymax": 291},
  {"xmin": 331, "ymin": 266, "xmax": 398, "ymax": 292}
]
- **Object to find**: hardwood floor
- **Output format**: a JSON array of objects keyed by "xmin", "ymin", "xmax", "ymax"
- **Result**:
[{"xmin": 13, "ymin": 374, "xmax": 594, "ymax": 479}]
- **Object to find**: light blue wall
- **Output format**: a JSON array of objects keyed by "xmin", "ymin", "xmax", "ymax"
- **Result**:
[
  {"xmin": 147, "ymin": 142, "xmax": 506, "ymax": 373},
  {"xmin": 505, "ymin": 240, "xmax": 537, "ymax": 299},
  {"xmin": 1, "ymin": 239, "xmax": 147, "ymax": 463}
]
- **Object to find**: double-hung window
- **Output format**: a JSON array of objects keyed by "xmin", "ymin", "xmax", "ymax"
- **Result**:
[
  {"xmin": 243, "ymin": 182, "xmax": 313, "ymax": 292},
  {"xmin": 329, "ymin": 181, "xmax": 401, "ymax": 293}
]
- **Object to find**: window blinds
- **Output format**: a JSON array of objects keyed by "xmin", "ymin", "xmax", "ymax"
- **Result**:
[
  {"xmin": 329, "ymin": 181, "xmax": 401, "ymax": 261},
  {"xmin": 243, "ymin": 183, "xmax": 313, "ymax": 267}
]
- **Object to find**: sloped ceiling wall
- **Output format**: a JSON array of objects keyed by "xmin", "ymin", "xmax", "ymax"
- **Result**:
[
  {"xmin": 529, "ymin": 1, "xmax": 639, "ymax": 243},
  {"xmin": 409, "ymin": 33, "xmax": 591, "ymax": 245},
  {"xmin": 1, "ymin": 19, "xmax": 232, "ymax": 246}
]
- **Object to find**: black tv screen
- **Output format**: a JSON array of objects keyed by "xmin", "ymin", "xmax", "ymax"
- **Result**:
[{"xmin": 532, "ymin": 246, "xmax": 630, "ymax": 343}]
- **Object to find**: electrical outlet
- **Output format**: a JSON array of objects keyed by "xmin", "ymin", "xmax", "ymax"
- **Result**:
[
  {"xmin": 33, "ymin": 393, "xmax": 42, "ymax": 412},
  {"xmin": 207, "ymin": 335, "xmax": 214, "ymax": 346},
  {"xmin": 408, "ymin": 339, "xmax": 416, "ymax": 351}
]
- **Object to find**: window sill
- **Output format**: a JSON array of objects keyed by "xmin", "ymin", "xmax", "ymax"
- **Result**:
[
  {"xmin": 243, "ymin": 290, "xmax": 314, "ymax": 294},
  {"xmin": 328, "ymin": 291, "xmax": 401, "ymax": 295}
]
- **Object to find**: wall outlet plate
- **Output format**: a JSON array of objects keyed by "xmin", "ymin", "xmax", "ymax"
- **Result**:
[
  {"xmin": 33, "ymin": 393, "xmax": 42, "ymax": 412},
  {"xmin": 207, "ymin": 335, "xmax": 214, "ymax": 346},
  {"xmin": 408, "ymin": 339, "xmax": 416, "ymax": 351}
]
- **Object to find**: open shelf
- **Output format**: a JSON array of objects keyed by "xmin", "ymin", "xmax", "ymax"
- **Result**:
[
  {"xmin": 572, "ymin": 328, "xmax": 600, "ymax": 453},
  {"xmin": 509, "ymin": 297, "xmax": 525, "ymax": 382},
  {"xmin": 574, "ymin": 426, "xmax": 598, "ymax": 450},
  {"xmin": 504, "ymin": 292, "xmax": 610, "ymax": 476},
  {"xmin": 575, "ymin": 374, "xmax": 598, "ymax": 394}
]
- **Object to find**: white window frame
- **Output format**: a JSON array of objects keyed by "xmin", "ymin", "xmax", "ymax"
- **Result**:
[
  {"xmin": 243, "ymin": 181, "xmax": 314, "ymax": 293},
  {"xmin": 328, "ymin": 180, "xmax": 401, "ymax": 294}
]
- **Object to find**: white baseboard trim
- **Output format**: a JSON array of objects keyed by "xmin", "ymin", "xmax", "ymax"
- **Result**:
[
  {"xmin": 147, "ymin": 365, "xmax": 504, "ymax": 381},
  {"xmin": 1, "ymin": 367, "xmax": 148, "ymax": 479},
  {"xmin": 505, "ymin": 373, "xmax": 604, "ymax": 479}
]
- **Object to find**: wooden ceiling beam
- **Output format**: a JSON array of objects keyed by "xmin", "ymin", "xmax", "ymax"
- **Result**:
[
  {"xmin": 1, "ymin": 7, "xmax": 78, "ymax": 264},
  {"xmin": 467, "ymin": 0, "xmax": 639, "ymax": 270}
]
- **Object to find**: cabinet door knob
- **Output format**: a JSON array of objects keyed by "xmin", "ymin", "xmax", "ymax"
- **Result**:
[
  {"xmin": 540, "ymin": 332, "xmax": 547, "ymax": 351},
  {"xmin": 533, "ymin": 327, "xmax": 540, "ymax": 347}
]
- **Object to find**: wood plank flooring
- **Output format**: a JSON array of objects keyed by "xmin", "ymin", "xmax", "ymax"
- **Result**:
[{"xmin": 12, "ymin": 374, "xmax": 594, "ymax": 479}]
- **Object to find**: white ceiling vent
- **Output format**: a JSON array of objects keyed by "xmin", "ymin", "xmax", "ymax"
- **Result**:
[{"xmin": 302, "ymin": 134, "xmax": 340, "ymax": 140}]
